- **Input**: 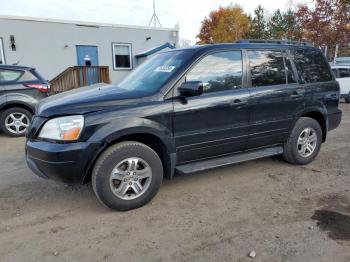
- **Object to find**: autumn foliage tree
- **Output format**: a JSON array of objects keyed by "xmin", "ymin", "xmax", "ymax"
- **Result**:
[
  {"xmin": 295, "ymin": 0, "xmax": 350, "ymax": 58},
  {"xmin": 197, "ymin": 4, "xmax": 249, "ymax": 44}
]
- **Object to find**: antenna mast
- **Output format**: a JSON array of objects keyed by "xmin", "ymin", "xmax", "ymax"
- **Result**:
[{"xmin": 148, "ymin": 0, "xmax": 162, "ymax": 27}]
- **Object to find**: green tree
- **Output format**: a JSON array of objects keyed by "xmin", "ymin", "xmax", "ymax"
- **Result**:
[
  {"xmin": 283, "ymin": 9, "xmax": 303, "ymax": 41},
  {"xmin": 246, "ymin": 5, "xmax": 268, "ymax": 39},
  {"xmin": 267, "ymin": 9, "xmax": 285, "ymax": 39},
  {"xmin": 266, "ymin": 9, "xmax": 303, "ymax": 40}
]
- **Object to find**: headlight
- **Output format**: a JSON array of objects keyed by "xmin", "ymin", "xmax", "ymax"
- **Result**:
[{"xmin": 38, "ymin": 115, "xmax": 84, "ymax": 141}]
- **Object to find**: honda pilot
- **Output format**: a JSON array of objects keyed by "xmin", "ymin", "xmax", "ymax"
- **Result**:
[{"xmin": 25, "ymin": 40, "xmax": 342, "ymax": 211}]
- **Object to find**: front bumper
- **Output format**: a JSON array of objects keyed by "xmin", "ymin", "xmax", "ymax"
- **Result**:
[{"xmin": 26, "ymin": 139, "xmax": 102, "ymax": 184}]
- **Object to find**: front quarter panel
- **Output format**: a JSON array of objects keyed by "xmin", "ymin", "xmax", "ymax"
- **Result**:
[{"xmin": 81, "ymin": 100, "xmax": 175, "ymax": 153}]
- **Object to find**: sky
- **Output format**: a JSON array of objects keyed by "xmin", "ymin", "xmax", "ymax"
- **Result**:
[{"xmin": 1, "ymin": 0, "xmax": 311, "ymax": 44}]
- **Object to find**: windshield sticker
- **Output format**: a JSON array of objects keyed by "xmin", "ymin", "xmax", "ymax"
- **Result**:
[{"xmin": 155, "ymin": 66, "xmax": 175, "ymax": 73}]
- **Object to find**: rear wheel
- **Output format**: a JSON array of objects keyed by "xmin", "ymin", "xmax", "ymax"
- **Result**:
[
  {"xmin": 283, "ymin": 117, "xmax": 322, "ymax": 165},
  {"xmin": 0, "ymin": 107, "xmax": 32, "ymax": 137},
  {"xmin": 92, "ymin": 141, "xmax": 163, "ymax": 211}
]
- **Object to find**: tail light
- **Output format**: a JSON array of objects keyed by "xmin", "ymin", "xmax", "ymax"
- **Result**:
[{"xmin": 25, "ymin": 84, "xmax": 50, "ymax": 93}]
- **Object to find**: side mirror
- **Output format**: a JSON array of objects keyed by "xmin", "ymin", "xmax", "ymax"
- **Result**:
[{"xmin": 178, "ymin": 81, "xmax": 203, "ymax": 97}]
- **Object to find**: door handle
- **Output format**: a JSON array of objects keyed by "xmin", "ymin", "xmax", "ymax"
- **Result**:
[{"xmin": 230, "ymin": 99, "xmax": 247, "ymax": 107}]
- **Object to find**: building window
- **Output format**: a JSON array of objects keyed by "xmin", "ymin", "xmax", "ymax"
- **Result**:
[
  {"xmin": 112, "ymin": 43, "xmax": 132, "ymax": 70},
  {"xmin": 0, "ymin": 38, "xmax": 5, "ymax": 65}
]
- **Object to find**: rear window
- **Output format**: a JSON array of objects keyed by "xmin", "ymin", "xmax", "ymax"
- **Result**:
[{"xmin": 293, "ymin": 49, "xmax": 333, "ymax": 83}]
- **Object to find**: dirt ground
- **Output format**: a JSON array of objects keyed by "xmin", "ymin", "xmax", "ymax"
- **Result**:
[{"xmin": 0, "ymin": 104, "xmax": 350, "ymax": 262}]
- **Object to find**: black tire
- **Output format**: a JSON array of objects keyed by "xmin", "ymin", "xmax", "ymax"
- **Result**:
[
  {"xmin": 345, "ymin": 93, "xmax": 350, "ymax": 103},
  {"xmin": 0, "ymin": 107, "xmax": 32, "ymax": 137},
  {"xmin": 92, "ymin": 141, "xmax": 163, "ymax": 211},
  {"xmin": 283, "ymin": 117, "xmax": 323, "ymax": 165}
]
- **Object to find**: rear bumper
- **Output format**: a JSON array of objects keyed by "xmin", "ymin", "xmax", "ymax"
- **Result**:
[
  {"xmin": 328, "ymin": 109, "xmax": 342, "ymax": 131},
  {"xmin": 26, "ymin": 139, "xmax": 102, "ymax": 184}
]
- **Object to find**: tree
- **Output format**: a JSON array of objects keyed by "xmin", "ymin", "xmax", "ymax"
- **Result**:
[
  {"xmin": 267, "ymin": 9, "xmax": 285, "ymax": 39},
  {"xmin": 295, "ymin": 0, "xmax": 350, "ymax": 59},
  {"xmin": 197, "ymin": 4, "xmax": 249, "ymax": 44},
  {"xmin": 283, "ymin": 9, "xmax": 303, "ymax": 41},
  {"xmin": 266, "ymin": 9, "xmax": 303, "ymax": 40},
  {"xmin": 245, "ymin": 5, "xmax": 268, "ymax": 39}
]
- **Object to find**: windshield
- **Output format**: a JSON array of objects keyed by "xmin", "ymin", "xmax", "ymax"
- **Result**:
[{"xmin": 117, "ymin": 50, "xmax": 191, "ymax": 95}]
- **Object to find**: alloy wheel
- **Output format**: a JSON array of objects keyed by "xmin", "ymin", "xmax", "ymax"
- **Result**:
[
  {"xmin": 109, "ymin": 157, "xmax": 152, "ymax": 200},
  {"xmin": 297, "ymin": 127, "xmax": 317, "ymax": 158},
  {"xmin": 5, "ymin": 113, "xmax": 30, "ymax": 135}
]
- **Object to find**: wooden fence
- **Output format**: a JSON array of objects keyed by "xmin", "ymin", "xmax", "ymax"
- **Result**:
[{"xmin": 50, "ymin": 66, "xmax": 110, "ymax": 94}]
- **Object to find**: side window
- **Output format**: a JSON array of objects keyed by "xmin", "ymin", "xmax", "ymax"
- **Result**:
[
  {"xmin": 248, "ymin": 50, "xmax": 286, "ymax": 87},
  {"xmin": 0, "ymin": 69, "xmax": 23, "ymax": 83},
  {"xmin": 186, "ymin": 51, "xmax": 242, "ymax": 93},
  {"xmin": 338, "ymin": 68, "xmax": 350, "ymax": 78},
  {"xmin": 293, "ymin": 49, "xmax": 333, "ymax": 83}
]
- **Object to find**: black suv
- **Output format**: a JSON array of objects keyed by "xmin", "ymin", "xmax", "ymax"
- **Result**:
[
  {"xmin": 0, "ymin": 65, "xmax": 49, "ymax": 136},
  {"xmin": 25, "ymin": 40, "xmax": 342, "ymax": 211}
]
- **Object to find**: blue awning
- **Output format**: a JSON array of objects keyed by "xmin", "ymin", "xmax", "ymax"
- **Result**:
[{"xmin": 135, "ymin": 42, "xmax": 175, "ymax": 58}]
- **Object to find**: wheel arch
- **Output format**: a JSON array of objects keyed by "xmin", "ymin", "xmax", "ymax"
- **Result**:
[
  {"xmin": 300, "ymin": 110, "xmax": 327, "ymax": 142},
  {"xmin": 83, "ymin": 130, "xmax": 176, "ymax": 184},
  {"xmin": 0, "ymin": 102, "xmax": 35, "ymax": 115}
]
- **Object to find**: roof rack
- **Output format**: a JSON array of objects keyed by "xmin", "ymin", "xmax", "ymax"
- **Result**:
[{"xmin": 236, "ymin": 39, "xmax": 313, "ymax": 46}]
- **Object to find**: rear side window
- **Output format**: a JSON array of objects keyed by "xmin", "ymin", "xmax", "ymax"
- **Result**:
[
  {"xmin": 186, "ymin": 50, "xmax": 242, "ymax": 93},
  {"xmin": 0, "ymin": 69, "xmax": 23, "ymax": 83},
  {"xmin": 19, "ymin": 71, "xmax": 38, "ymax": 81},
  {"xmin": 293, "ymin": 49, "xmax": 333, "ymax": 83},
  {"xmin": 338, "ymin": 68, "xmax": 350, "ymax": 78},
  {"xmin": 247, "ymin": 50, "xmax": 288, "ymax": 87}
]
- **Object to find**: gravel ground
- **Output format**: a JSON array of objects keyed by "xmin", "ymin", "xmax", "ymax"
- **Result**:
[{"xmin": 0, "ymin": 104, "xmax": 349, "ymax": 262}]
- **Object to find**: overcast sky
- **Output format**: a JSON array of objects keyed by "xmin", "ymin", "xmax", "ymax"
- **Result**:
[{"xmin": 1, "ymin": 0, "xmax": 311, "ymax": 43}]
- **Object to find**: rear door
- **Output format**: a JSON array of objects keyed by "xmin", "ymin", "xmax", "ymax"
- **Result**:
[
  {"xmin": 173, "ymin": 50, "xmax": 250, "ymax": 163},
  {"xmin": 246, "ymin": 49, "xmax": 304, "ymax": 149},
  {"xmin": 0, "ymin": 69, "xmax": 8, "ymax": 106}
]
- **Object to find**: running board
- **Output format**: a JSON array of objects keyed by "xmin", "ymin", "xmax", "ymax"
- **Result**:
[{"xmin": 176, "ymin": 146, "xmax": 283, "ymax": 174}]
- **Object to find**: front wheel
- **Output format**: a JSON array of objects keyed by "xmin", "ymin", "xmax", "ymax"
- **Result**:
[
  {"xmin": 283, "ymin": 117, "xmax": 323, "ymax": 165},
  {"xmin": 0, "ymin": 107, "xmax": 32, "ymax": 137},
  {"xmin": 92, "ymin": 141, "xmax": 163, "ymax": 211}
]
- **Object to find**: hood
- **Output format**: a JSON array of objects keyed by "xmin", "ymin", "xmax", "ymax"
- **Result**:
[{"xmin": 37, "ymin": 83, "xmax": 154, "ymax": 117}]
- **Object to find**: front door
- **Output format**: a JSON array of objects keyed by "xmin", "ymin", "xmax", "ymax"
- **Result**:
[
  {"xmin": 76, "ymin": 45, "xmax": 99, "ymax": 85},
  {"xmin": 246, "ymin": 49, "xmax": 305, "ymax": 149},
  {"xmin": 76, "ymin": 45, "xmax": 99, "ymax": 66},
  {"xmin": 173, "ymin": 50, "xmax": 250, "ymax": 164}
]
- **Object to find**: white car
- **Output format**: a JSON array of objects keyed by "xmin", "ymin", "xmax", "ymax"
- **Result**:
[{"xmin": 332, "ymin": 65, "xmax": 350, "ymax": 103}]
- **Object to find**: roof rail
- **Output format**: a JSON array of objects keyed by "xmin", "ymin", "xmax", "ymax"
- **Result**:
[{"xmin": 236, "ymin": 39, "xmax": 313, "ymax": 46}]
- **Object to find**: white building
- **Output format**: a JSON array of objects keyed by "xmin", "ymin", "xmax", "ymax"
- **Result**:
[{"xmin": 0, "ymin": 15, "xmax": 179, "ymax": 83}]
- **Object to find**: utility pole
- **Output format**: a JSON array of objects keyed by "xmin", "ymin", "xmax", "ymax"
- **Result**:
[
  {"xmin": 334, "ymin": 44, "xmax": 339, "ymax": 65},
  {"xmin": 148, "ymin": 0, "xmax": 162, "ymax": 27}
]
